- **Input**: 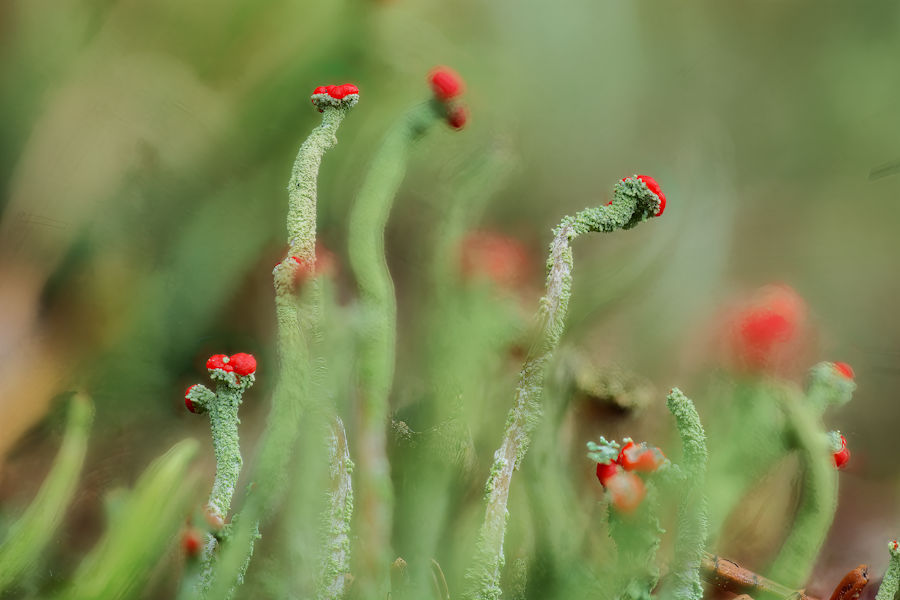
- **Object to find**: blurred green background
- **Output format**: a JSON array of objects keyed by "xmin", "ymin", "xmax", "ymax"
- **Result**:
[{"xmin": 1, "ymin": 0, "xmax": 899, "ymax": 597}]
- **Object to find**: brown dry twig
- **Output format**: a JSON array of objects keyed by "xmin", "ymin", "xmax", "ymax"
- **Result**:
[{"xmin": 702, "ymin": 552, "xmax": 869, "ymax": 600}]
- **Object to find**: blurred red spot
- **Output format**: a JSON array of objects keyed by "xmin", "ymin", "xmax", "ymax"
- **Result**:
[{"xmin": 459, "ymin": 231, "xmax": 531, "ymax": 290}]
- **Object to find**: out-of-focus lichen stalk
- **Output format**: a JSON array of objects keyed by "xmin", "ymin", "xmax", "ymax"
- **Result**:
[
  {"xmin": 660, "ymin": 388, "xmax": 709, "ymax": 600},
  {"xmin": 0, "ymin": 394, "xmax": 93, "ymax": 594},
  {"xmin": 767, "ymin": 393, "xmax": 838, "ymax": 588},
  {"xmin": 316, "ymin": 417, "xmax": 354, "ymax": 600},
  {"xmin": 348, "ymin": 100, "xmax": 443, "ymax": 592},
  {"xmin": 464, "ymin": 176, "xmax": 664, "ymax": 600},
  {"xmin": 608, "ymin": 485, "xmax": 663, "ymax": 600},
  {"xmin": 875, "ymin": 541, "xmax": 900, "ymax": 600}
]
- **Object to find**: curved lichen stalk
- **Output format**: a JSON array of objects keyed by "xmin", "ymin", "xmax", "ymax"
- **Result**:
[
  {"xmin": 348, "ymin": 70, "xmax": 465, "ymax": 592},
  {"xmin": 202, "ymin": 85, "xmax": 358, "ymax": 600},
  {"xmin": 766, "ymin": 389, "xmax": 839, "ymax": 588},
  {"xmin": 464, "ymin": 175, "xmax": 666, "ymax": 600},
  {"xmin": 659, "ymin": 388, "xmax": 709, "ymax": 600}
]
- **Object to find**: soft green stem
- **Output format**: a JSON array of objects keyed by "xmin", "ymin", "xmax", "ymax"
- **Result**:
[
  {"xmin": 206, "ymin": 385, "xmax": 246, "ymax": 520},
  {"xmin": 287, "ymin": 106, "xmax": 348, "ymax": 263},
  {"xmin": 0, "ymin": 394, "xmax": 93, "ymax": 594},
  {"xmin": 196, "ymin": 374, "xmax": 254, "ymax": 596},
  {"xmin": 348, "ymin": 100, "xmax": 442, "ymax": 591},
  {"xmin": 316, "ymin": 417, "xmax": 354, "ymax": 600},
  {"xmin": 60, "ymin": 440, "xmax": 199, "ymax": 600},
  {"xmin": 766, "ymin": 392, "xmax": 838, "ymax": 587},
  {"xmin": 464, "ymin": 177, "xmax": 663, "ymax": 600},
  {"xmin": 660, "ymin": 388, "xmax": 709, "ymax": 600},
  {"xmin": 608, "ymin": 484, "xmax": 663, "ymax": 600},
  {"xmin": 875, "ymin": 540, "xmax": 900, "ymax": 600}
]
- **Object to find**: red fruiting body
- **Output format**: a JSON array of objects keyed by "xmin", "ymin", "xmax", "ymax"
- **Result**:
[
  {"xmin": 833, "ymin": 361, "xmax": 855, "ymax": 380},
  {"xmin": 636, "ymin": 175, "xmax": 666, "ymax": 217},
  {"xmin": 206, "ymin": 354, "xmax": 233, "ymax": 372},
  {"xmin": 184, "ymin": 384, "xmax": 199, "ymax": 414},
  {"xmin": 229, "ymin": 353, "xmax": 257, "ymax": 376},
  {"xmin": 616, "ymin": 440, "xmax": 635, "ymax": 465},
  {"xmin": 311, "ymin": 83, "xmax": 359, "ymax": 101},
  {"xmin": 428, "ymin": 66, "xmax": 465, "ymax": 101},
  {"xmin": 732, "ymin": 285, "xmax": 806, "ymax": 370},
  {"xmin": 619, "ymin": 442, "xmax": 666, "ymax": 472},
  {"xmin": 605, "ymin": 471, "xmax": 646, "ymax": 514},
  {"xmin": 446, "ymin": 104, "xmax": 468, "ymax": 130},
  {"xmin": 596, "ymin": 461, "xmax": 620, "ymax": 487},
  {"xmin": 183, "ymin": 528, "xmax": 203, "ymax": 557},
  {"xmin": 459, "ymin": 231, "xmax": 531, "ymax": 290},
  {"xmin": 833, "ymin": 434, "xmax": 850, "ymax": 469},
  {"xmin": 623, "ymin": 175, "xmax": 666, "ymax": 217}
]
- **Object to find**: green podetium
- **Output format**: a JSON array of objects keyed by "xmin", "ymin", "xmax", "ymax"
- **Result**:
[
  {"xmin": 465, "ymin": 174, "xmax": 667, "ymax": 600},
  {"xmin": 201, "ymin": 84, "xmax": 358, "ymax": 600},
  {"xmin": 348, "ymin": 66, "xmax": 467, "ymax": 594}
]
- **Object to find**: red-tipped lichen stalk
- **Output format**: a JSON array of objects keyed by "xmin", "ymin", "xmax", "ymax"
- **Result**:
[
  {"xmin": 348, "ymin": 67, "xmax": 465, "ymax": 593},
  {"xmin": 465, "ymin": 175, "xmax": 666, "ymax": 600},
  {"xmin": 204, "ymin": 84, "xmax": 357, "ymax": 600},
  {"xmin": 766, "ymin": 386, "xmax": 839, "ymax": 587},
  {"xmin": 185, "ymin": 353, "xmax": 256, "ymax": 595}
]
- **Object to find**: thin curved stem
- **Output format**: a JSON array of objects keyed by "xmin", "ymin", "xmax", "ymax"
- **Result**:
[
  {"xmin": 465, "ymin": 176, "xmax": 662, "ymax": 600},
  {"xmin": 766, "ymin": 392, "xmax": 838, "ymax": 588},
  {"xmin": 348, "ymin": 101, "xmax": 441, "ymax": 592}
]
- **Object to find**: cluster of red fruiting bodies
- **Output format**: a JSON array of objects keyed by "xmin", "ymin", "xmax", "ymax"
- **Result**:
[
  {"xmin": 308, "ymin": 66, "xmax": 468, "ymax": 129},
  {"xmin": 596, "ymin": 439, "xmax": 666, "ymax": 513},
  {"xmin": 184, "ymin": 353, "xmax": 257, "ymax": 413},
  {"xmin": 310, "ymin": 84, "xmax": 360, "ymax": 112},
  {"xmin": 206, "ymin": 353, "xmax": 257, "ymax": 376},
  {"xmin": 428, "ymin": 66, "xmax": 468, "ymax": 129}
]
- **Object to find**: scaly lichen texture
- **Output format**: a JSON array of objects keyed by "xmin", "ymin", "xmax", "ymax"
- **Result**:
[
  {"xmin": 317, "ymin": 417, "xmax": 354, "ymax": 600},
  {"xmin": 287, "ymin": 105, "xmax": 351, "ymax": 264},
  {"xmin": 660, "ymin": 388, "xmax": 709, "ymax": 600},
  {"xmin": 875, "ymin": 541, "xmax": 900, "ymax": 600},
  {"xmin": 465, "ymin": 176, "xmax": 665, "ymax": 600}
]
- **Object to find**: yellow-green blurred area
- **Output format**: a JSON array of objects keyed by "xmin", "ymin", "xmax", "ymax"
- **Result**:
[{"xmin": 1, "ymin": 0, "xmax": 899, "ymax": 597}]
